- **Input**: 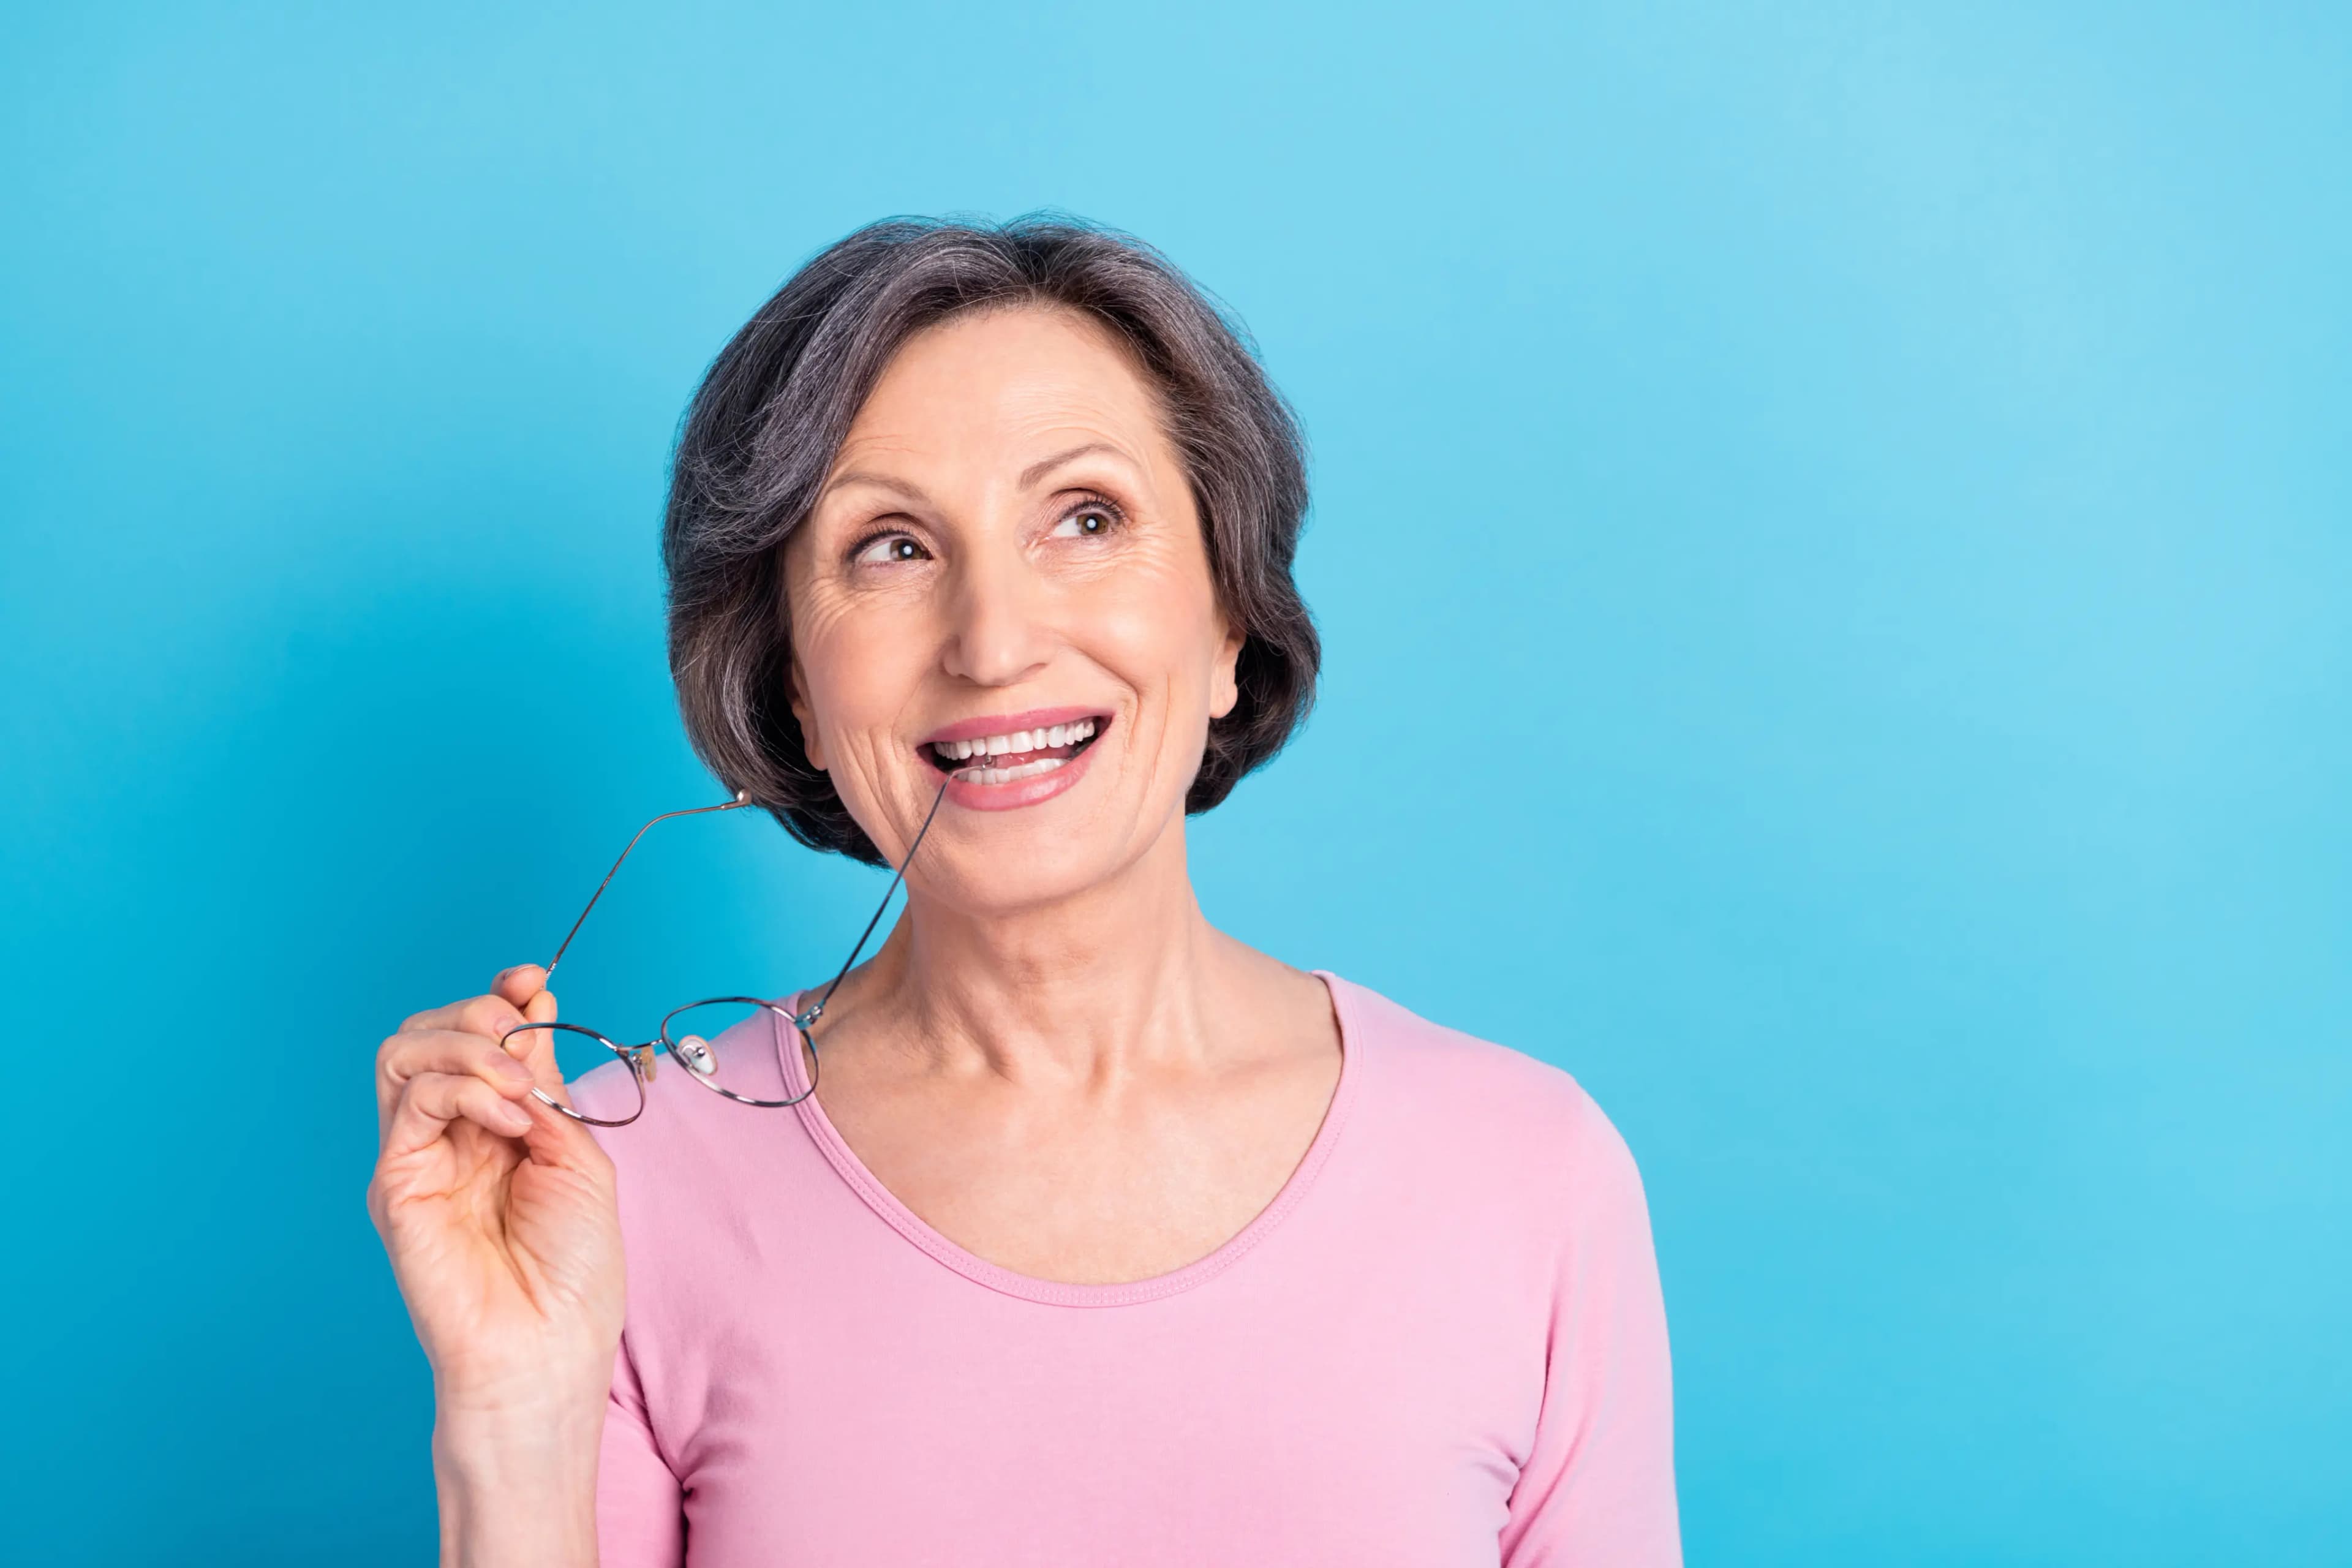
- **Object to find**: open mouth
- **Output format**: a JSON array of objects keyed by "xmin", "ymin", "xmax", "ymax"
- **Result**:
[{"xmin": 924, "ymin": 715, "xmax": 1109, "ymax": 786}]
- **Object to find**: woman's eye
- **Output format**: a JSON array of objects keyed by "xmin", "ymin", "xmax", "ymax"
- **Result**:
[
  {"xmin": 853, "ymin": 533, "xmax": 928, "ymax": 566},
  {"xmin": 1052, "ymin": 507, "xmax": 1117, "ymax": 539}
]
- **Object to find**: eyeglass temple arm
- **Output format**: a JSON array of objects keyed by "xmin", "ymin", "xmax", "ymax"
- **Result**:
[
  {"xmin": 796, "ymin": 774, "xmax": 951, "ymax": 1031},
  {"xmin": 543, "ymin": 790, "xmax": 753, "ymax": 983}
]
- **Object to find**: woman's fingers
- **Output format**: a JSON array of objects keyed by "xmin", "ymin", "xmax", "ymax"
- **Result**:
[
  {"xmin": 513, "ymin": 1085, "xmax": 614, "ymax": 1178},
  {"xmin": 377, "ymin": 1027, "xmax": 537, "ymax": 1136},
  {"xmin": 378, "ymin": 970, "xmax": 574, "ymax": 1141},
  {"xmin": 381, "ymin": 1069, "xmax": 533, "ymax": 1162},
  {"xmin": 493, "ymin": 964, "xmax": 549, "ymax": 1008},
  {"xmin": 400, "ymin": 990, "xmax": 534, "ymax": 1046},
  {"xmin": 482, "ymin": 968, "xmax": 570, "ymax": 1099},
  {"xmin": 380, "ymin": 1028, "xmax": 538, "ymax": 1088},
  {"xmin": 504, "ymin": 987, "xmax": 574, "ymax": 1104}
]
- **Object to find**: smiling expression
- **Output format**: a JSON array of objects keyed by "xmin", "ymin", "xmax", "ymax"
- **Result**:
[{"xmin": 781, "ymin": 304, "xmax": 1244, "ymax": 914}]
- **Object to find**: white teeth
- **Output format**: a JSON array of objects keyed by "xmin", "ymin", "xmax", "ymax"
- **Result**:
[
  {"xmin": 933, "ymin": 718, "xmax": 1101, "ymax": 774},
  {"xmin": 958, "ymin": 755, "xmax": 1069, "ymax": 785}
]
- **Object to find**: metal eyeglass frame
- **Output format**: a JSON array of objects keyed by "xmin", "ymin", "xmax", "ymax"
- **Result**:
[{"xmin": 500, "ymin": 775, "xmax": 951, "ymax": 1128}]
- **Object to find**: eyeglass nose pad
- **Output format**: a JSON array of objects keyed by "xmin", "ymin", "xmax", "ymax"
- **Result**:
[
  {"xmin": 627, "ymin": 1044, "xmax": 658, "ymax": 1082},
  {"xmin": 674, "ymin": 1033, "xmax": 719, "ymax": 1080}
]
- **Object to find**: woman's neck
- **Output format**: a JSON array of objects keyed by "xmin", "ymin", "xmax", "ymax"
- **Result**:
[{"xmin": 829, "ymin": 816, "xmax": 1245, "ymax": 1085}]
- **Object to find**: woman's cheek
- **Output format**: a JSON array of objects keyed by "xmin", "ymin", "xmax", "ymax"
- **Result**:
[
  {"xmin": 815, "ymin": 621, "xmax": 930, "ymax": 782},
  {"xmin": 790, "ymin": 612, "xmax": 873, "ymax": 774},
  {"xmin": 1110, "ymin": 584, "xmax": 1226, "ymax": 711}
]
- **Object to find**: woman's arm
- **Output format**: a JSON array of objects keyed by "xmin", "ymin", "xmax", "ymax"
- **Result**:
[
  {"xmin": 1498, "ymin": 1092, "xmax": 1683, "ymax": 1566},
  {"xmin": 368, "ymin": 965, "xmax": 626, "ymax": 1568},
  {"xmin": 435, "ymin": 1401, "xmax": 606, "ymax": 1567}
]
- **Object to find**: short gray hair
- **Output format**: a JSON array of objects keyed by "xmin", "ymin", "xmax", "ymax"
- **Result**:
[{"xmin": 663, "ymin": 214, "xmax": 1319, "ymax": 865}]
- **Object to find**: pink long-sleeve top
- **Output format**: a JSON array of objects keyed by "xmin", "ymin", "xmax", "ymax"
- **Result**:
[{"xmin": 571, "ymin": 971, "xmax": 1680, "ymax": 1566}]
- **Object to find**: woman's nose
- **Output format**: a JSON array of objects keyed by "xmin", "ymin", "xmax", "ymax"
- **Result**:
[{"xmin": 940, "ymin": 552, "xmax": 1055, "ymax": 688}]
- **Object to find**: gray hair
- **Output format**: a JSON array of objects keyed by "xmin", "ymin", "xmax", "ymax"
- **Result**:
[{"xmin": 663, "ymin": 214, "xmax": 1319, "ymax": 865}]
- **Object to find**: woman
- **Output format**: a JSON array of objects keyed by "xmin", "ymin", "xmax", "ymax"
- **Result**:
[{"xmin": 369, "ymin": 216, "xmax": 1679, "ymax": 1566}]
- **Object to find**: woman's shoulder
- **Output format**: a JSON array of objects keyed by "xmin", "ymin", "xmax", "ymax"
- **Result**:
[{"xmin": 1321, "ymin": 971, "xmax": 1648, "ymax": 1202}]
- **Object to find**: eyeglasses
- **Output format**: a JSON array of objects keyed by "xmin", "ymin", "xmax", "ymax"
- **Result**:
[{"xmin": 502, "ymin": 775, "xmax": 951, "ymax": 1128}]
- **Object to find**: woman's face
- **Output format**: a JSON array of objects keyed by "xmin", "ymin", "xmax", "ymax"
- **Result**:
[{"xmin": 783, "ymin": 304, "xmax": 1242, "ymax": 914}]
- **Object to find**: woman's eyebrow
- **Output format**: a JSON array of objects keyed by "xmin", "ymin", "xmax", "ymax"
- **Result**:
[{"xmin": 1019, "ymin": 441, "xmax": 1129, "ymax": 489}]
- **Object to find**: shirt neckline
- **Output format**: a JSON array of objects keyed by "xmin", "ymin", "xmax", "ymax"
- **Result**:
[{"xmin": 775, "ymin": 969, "xmax": 1361, "ymax": 1308}]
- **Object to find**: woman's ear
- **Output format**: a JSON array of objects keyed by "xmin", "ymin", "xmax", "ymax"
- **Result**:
[
  {"xmin": 1208, "ymin": 614, "xmax": 1244, "ymax": 722},
  {"xmin": 788, "ymin": 655, "xmax": 829, "ymax": 771}
]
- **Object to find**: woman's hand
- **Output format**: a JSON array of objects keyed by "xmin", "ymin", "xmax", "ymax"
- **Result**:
[{"xmin": 367, "ymin": 965, "xmax": 618, "ymax": 1566}]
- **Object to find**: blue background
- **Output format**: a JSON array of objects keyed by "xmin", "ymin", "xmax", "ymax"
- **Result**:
[{"xmin": 4, "ymin": 2, "xmax": 2345, "ymax": 1562}]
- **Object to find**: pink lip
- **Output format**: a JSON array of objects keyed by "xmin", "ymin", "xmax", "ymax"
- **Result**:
[
  {"xmin": 919, "ymin": 706, "xmax": 1111, "ymax": 747},
  {"xmin": 917, "ymin": 706, "xmax": 1114, "ymax": 814},
  {"xmin": 940, "ymin": 737, "xmax": 1101, "ymax": 812}
]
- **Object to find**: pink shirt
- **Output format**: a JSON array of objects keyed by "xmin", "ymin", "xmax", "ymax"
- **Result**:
[{"xmin": 573, "ymin": 972, "xmax": 1680, "ymax": 1566}]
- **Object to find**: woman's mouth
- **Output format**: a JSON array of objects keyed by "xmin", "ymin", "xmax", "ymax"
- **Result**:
[{"xmin": 924, "ymin": 716, "xmax": 1106, "ymax": 786}]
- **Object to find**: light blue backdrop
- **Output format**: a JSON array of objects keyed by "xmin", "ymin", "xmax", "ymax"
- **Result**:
[{"xmin": 3, "ymin": 2, "xmax": 2345, "ymax": 1562}]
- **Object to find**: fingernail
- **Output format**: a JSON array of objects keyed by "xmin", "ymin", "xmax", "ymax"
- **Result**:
[
  {"xmin": 497, "ymin": 1101, "xmax": 534, "ymax": 1133},
  {"xmin": 490, "ymin": 1050, "xmax": 532, "ymax": 1082}
]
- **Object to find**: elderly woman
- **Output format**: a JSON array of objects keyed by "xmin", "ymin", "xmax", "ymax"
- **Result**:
[{"xmin": 369, "ymin": 217, "xmax": 1679, "ymax": 1567}]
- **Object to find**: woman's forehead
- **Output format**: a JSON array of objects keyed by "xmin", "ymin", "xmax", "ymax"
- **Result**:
[{"xmin": 834, "ymin": 307, "xmax": 1172, "ymax": 475}]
